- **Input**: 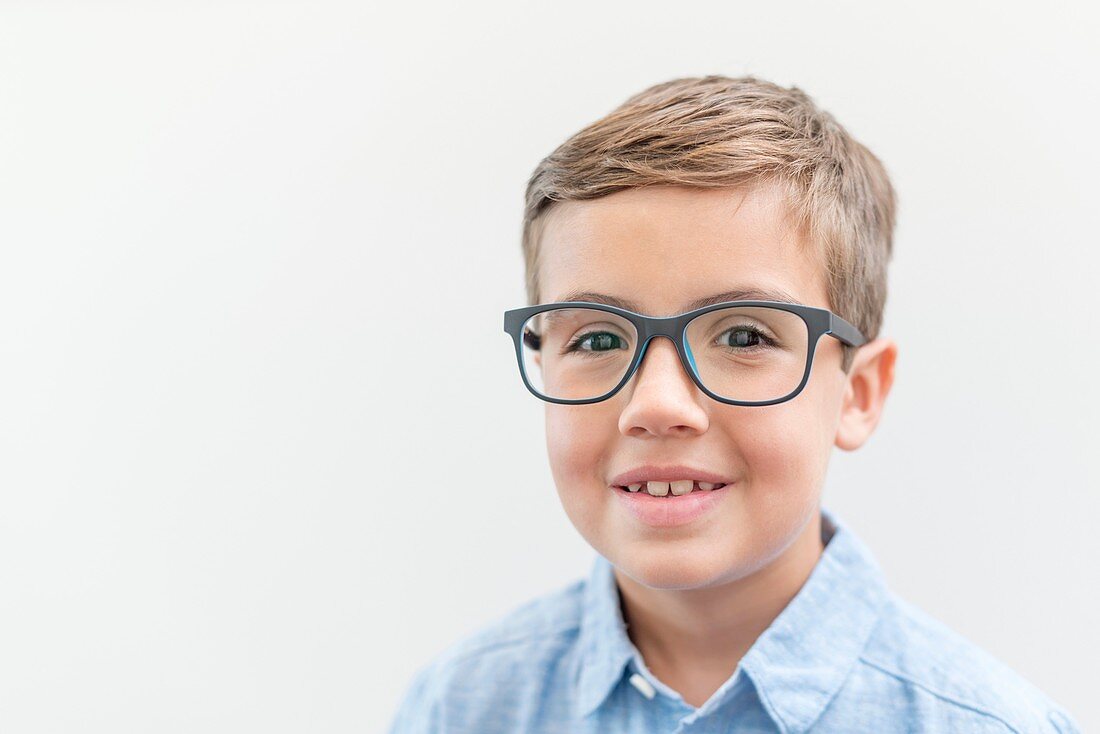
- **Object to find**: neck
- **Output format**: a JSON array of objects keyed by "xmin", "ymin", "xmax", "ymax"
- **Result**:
[{"xmin": 613, "ymin": 511, "xmax": 826, "ymax": 707}]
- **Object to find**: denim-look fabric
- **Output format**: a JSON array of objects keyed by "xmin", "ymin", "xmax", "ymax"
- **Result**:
[{"xmin": 386, "ymin": 507, "xmax": 1081, "ymax": 733}]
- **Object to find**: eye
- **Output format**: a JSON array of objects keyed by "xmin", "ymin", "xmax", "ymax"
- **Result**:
[
  {"xmin": 718, "ymin": 325, "xmax": 775, "ymax": 350},
  {"xmin": 564, "ymin": 331, "xmax": 628, "ymax": 354},
  {"xmin": 522, "ymin": 328, "xmax": 542, "ymax": 351}
]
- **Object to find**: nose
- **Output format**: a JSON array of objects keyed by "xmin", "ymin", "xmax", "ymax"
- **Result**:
[{"xmin": 616, "ymin": 335, "xmax": 709, "ymax": 437}]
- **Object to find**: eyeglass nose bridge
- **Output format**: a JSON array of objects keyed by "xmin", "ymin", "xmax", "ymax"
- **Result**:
[{"xmin": 620, "ymin": 314, "xmax": 703, "ymax": 395}]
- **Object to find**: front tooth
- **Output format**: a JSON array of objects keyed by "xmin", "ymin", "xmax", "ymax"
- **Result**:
[
  {"xmin": 627, "ymin": 483, "xmax": 642, "ymax": 492},
  {"xmin": 646, "ymin": 481, "xmax": 670, "ymax": 496},
  {"xmin": 697, "ymin": 482, "xmax": 716, "ymax": 491},
  {"xmin": 670, "ymin": 480, "xmax": 694, "ymax": 496}
]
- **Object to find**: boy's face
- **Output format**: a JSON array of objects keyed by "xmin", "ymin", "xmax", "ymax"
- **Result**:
[{"xmin": 537, "ymin": 182, "xmax": 861, "ymax": 590}]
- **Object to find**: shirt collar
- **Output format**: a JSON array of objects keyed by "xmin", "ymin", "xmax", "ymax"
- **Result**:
[
  {"xmin": 572, "ymin": 539, "xmax": 636, "ymax": 719},
  {"xmin": 572, "ymin": 506, "xmax": 890, "ymax": 731}
]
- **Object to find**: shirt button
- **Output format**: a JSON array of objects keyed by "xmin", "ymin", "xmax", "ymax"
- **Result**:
[{"xmin": 629, "ymin": 672, "xmax": 657, "ymax": 700}]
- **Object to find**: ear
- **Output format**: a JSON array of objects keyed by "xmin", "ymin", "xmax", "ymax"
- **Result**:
[{"xmin": 835, "ymin": 337, "xmax": 898, "ymax": 451}]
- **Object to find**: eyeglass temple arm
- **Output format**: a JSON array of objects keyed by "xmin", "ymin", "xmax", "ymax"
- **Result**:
[{"xmin": 828, "ymin": 313, "xmax": 867, "ymax": 347}]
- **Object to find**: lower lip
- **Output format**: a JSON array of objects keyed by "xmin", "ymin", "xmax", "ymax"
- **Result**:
[{"xmin": 611, "ymin": 484, "xmax": 731, "ymax": 527}]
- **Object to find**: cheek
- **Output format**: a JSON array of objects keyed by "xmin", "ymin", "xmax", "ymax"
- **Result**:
[
  {"xmin": 545, "ymin": 405, "xmax": 607, "ymax": 482},
  {"xmin": 731, "ymin": 410, "xmax": 811, "ymax": 489},
  {"xmin": 725, "ymin": 393, "xmax": 835, "ymax": 506},
  {"xmin": 747, "ymin": 371, "xmax": 841, "ymax": 495},
  {"xmin": 545, "ymin": 405, "xmax": 614, "ymax": 524}
]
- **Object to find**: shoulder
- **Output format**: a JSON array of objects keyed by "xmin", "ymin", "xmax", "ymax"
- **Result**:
[
  {"xmin": 428, "ymin": 575, "xmax": 586, "ymax": 672},
  {"xmin": 385, "ymin": 577, "xmax": 587, "ymax": 733},
  {"xmin": 840, "ymin": 591, "xmax": 1081, "ymax": 733}
]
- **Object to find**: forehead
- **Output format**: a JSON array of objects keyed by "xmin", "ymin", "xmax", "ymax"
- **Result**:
[{"xmin": 537, "ymin": 182, "xmax": 828, "ymax": 316}]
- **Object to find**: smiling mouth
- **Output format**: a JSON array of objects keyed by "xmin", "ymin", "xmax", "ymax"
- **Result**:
[{"xmin": 613, "ymin": 481, "xmax": 730, "ymax": 497}]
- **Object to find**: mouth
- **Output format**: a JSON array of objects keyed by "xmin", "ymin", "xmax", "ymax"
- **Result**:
[{"xmin": 610, "ymin": 480, "xmax": 731, "ymax": 527}]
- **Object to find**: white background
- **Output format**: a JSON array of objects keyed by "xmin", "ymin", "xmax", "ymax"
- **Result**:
[{"xmin": 2, "ymin": 2, "xmax": 1097, "ymax": 732}]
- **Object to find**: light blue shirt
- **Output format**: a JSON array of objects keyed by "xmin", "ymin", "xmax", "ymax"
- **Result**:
[{"xmin": 386, "ymin": 506, "xmax": 1081, "ymax": 733}]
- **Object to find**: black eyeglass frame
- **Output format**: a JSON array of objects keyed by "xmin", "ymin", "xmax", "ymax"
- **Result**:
[{"xmin": 502, "ymin": 300, "xmax": 867, "ymax": 406}]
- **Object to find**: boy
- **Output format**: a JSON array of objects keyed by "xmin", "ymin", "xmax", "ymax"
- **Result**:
[{"xmin": 386, "ymin": 75, "xmax": 1081, "ymax": 733}]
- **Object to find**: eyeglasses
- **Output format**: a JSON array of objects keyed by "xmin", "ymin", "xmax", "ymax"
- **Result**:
[{"xmin": 502, "ymin": 300, "xmax": 866, "ymax": 406}]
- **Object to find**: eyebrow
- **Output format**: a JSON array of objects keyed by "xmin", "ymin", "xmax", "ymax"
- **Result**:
[{"xmin": 552, "ymin": 287, "xmax": 804, "ymax": 315}]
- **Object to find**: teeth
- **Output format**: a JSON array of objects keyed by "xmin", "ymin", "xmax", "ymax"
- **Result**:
[
  {"xmin": 670, "ymin": 480, "xmax": 694, "ymax": 496},
  {"xmin": 619, "ymin": 480, "xmax": 728, "ymax": 496},
  {"xmin": 646, "ymin": 481, "xmax": 670, "ymax": 496}
]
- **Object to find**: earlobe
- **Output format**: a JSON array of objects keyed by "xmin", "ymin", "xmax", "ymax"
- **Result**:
[{"xmin": 835, "ymin": 338, "xmax": 898, "ymax": 451}]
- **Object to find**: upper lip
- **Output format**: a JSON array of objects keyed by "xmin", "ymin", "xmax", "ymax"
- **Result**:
[{"xmin": 608, "ymin": 464, "xmax": 734, "ymax": 487}]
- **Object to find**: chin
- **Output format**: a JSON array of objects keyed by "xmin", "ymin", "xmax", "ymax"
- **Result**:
[{"xmin": 612, "ymin": 548, "xmax": 731, "ymax": 590}]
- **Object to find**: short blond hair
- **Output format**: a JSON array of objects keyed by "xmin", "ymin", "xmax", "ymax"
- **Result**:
[{"xmin": 521, "ymin": 74, "xmax": 897, "ymax": 372}]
